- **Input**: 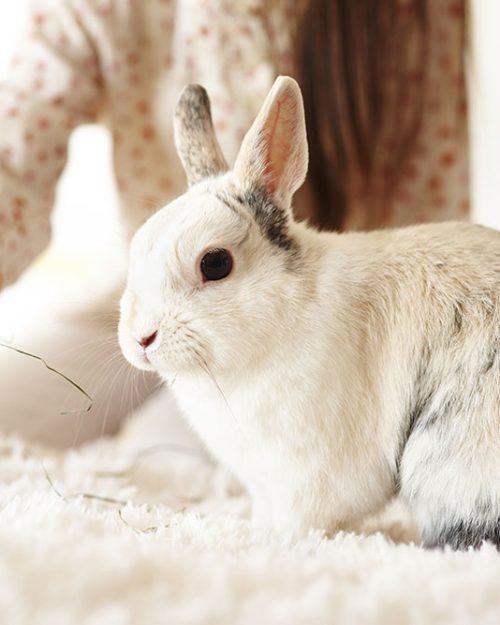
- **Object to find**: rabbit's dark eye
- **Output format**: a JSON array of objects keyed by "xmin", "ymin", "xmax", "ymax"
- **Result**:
[{"xmin": 200, "ymin": 249, "xmax": 233, "ymax": 282}]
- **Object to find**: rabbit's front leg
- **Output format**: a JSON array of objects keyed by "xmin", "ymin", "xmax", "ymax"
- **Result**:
[
  {"xmin": 248, "ymin": 484, "xmax": 297, "ymax": 533},
  {"xmin": 249, "ymin": 480, "xmax": 329, "ymax": 537}
]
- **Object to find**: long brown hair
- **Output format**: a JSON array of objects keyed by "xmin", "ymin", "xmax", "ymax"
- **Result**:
[{"xmin": 295, "ymin": 0, "xmax": 464, "ymax": 231}]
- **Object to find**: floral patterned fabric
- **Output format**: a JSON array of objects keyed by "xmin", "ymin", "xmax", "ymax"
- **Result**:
[{"xmin": 0, "ymin": 0, "xmax": 468, "ymax": 289}]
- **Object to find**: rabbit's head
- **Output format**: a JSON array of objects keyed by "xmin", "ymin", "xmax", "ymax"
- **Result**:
[{"xmin": 119, "ymin": 77, "xmax": 309, "ymax": 378}]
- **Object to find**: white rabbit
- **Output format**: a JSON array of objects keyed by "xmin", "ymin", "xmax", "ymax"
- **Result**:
[{"xmin": 119, "ymin": 76, "xmax": 500, "ymax": 549}]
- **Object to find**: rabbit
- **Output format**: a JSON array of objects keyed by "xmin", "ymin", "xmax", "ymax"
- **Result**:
[{"xmin": 118, "ymin": 76, "xmax": 500, "ymax": 550}]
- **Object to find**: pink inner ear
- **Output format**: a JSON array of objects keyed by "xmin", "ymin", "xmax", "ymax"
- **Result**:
[
  {"xmin": 261, "ymin": 94, "xmax": 299, "ymax": 197},
  {"xmin": 261, "ymin": 98, "xmax": 283, "ymax": 194}
]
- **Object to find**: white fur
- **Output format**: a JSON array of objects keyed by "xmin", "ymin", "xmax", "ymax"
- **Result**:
[{"xmin": 119, "ymin": 77, "xmax": 500, "ymax": 546}]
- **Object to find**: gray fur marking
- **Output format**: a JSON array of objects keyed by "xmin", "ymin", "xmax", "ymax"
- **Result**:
[
  {"xmin": 398, "ymin": 316, "xmax": 500, "ymax": 550},
  {"xmin": 423, "ymin": 518, "xmax": 500, "ymax": 550},
  {"xmin": 453, "ymin": 302, "xmax": 463, "ymax": 334},
  {"xmin": 235, "ymin": 187, "xmax": 296, "ymax": 252},
  {"xmin": 174, "ymin": 84, "xmax": 228, "ymax": 185},
  {"xmin": 395, "ymin": 344, "xmax": 433, "ymax": 482},
  {"xmin": 483, "ymin": 338, "xmax": 499, "ymax": 374},
  {"xmin": 214, "ymin": 192, "xmax": 240, "ymax": 216}
]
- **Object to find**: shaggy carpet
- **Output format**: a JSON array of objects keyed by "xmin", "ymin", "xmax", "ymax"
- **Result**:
[{"xmin": 1, "ymin": 432, "xmax": 500, "ymax": 625}]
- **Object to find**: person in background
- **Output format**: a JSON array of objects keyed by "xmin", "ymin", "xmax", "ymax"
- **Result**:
[{"xmin": 0, "ymin": 0, "xmax": 468, "ymax": 446}]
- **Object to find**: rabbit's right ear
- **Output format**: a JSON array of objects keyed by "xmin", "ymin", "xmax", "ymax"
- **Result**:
[
  {"xmin": 174, "ymin": 84, "xmax": 229, "ymax": 186},
  {"xmin": 233, "ymin": 76, "xmax": 308, "ymax": 205}
]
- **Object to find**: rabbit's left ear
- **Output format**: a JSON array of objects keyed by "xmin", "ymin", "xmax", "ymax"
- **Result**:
[
  {"xmin": 174, "ymin": 84, "xmax": 229, "ymax": 186},
  {"xmin": 233, "ymin": 76, "xmax": 308, "ymax": 204}
]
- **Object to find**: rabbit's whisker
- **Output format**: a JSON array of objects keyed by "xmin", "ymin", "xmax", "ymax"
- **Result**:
[{"xmin": 197, "ymin": 354, "xmax": 247, "ymax": 440}]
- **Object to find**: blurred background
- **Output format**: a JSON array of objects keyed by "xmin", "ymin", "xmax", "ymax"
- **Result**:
[
  {"xmin": 469, "ymin": 1, "xmax": 500, "ymax": 231},
  {"xmin": 0, "ymin": 1, "xmax": 124, "ymax": 339}
]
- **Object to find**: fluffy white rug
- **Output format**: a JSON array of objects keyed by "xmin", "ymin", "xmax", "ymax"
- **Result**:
[{"xmin": 1, "ymin": 433, "xmax": 500, "ymax": 625}]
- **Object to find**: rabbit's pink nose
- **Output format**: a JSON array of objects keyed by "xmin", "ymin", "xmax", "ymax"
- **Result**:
[{"xmin": 138, "ymin": 331, "xmax": 158, "ymax": 349}]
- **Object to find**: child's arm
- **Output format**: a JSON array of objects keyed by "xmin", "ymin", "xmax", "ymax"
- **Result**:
[{"xmin": 0, "ymin": 0, "xmax": 104, "ymax": 289}]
